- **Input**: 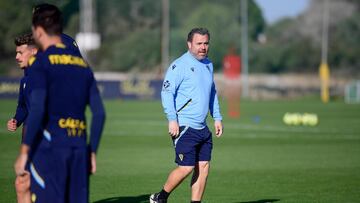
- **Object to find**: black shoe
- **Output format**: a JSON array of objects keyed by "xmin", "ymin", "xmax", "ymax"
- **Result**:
[{"xmin": 150, "ymin": 193, "xmax": 167, "ymax": 203}]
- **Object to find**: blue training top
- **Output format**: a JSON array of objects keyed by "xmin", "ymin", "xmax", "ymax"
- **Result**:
[
  {"xmin": 14, "ymin": 69, "xmax": 30, "ymax": 126},
  {"xmin": 161, "ymin": 51, "xmax": 222, "ymax": 129},
  {"xmin": 23, "ymin": 42, "xmax": 105, "ymax": 153},
  {"xmin": 13, "ymin": 33, "xmax": 80, "ymax": 127},
  {"xmin": 61, "ymin": 33, "xmax": 82, "ymax": 56}
]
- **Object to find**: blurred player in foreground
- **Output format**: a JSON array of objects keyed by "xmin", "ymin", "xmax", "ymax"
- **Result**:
[
  {"xmin": 150, "ymin": 28, "xmax": 223, "ymax": 203},
  {"xmin": 13, "ymin": 3, "xmax": 105, "ymax": 203},
  {"xmin": 8, "ymin": 32, "xmax": 85, "ymax": 203},
  {"xmin": 8, "ymin": 25, "xmax": 85, "ymax": 203}
]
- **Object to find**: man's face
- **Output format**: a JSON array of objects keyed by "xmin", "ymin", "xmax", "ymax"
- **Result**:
[
  {"xmin": 187, "ymin": 33, "xmax": 209, "ymax": 60},
  {"xmin": 15, "ymin": 45, "xmax": 35, "ymax": 69}
]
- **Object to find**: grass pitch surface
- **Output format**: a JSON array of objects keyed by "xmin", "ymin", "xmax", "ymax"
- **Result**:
[{"xmin": 0, "ymin": 99, "xmax": 359, "ymax": 203}]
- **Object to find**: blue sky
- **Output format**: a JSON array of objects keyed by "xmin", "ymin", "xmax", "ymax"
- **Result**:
[{"xmin": 254, "ymin": 0, "xmax": 310, "ymax": 24}]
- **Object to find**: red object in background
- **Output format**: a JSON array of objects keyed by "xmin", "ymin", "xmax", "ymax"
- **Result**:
[
  {"xmin": 223, "ymin": 53, "xmax": 241, "ymax": 118},
  {"xmin": 223, "ymin": 54, "xmax": 241, "ymax": 79}
]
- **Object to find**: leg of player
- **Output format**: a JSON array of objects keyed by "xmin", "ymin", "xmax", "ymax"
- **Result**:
[
  {"xmin": 150, "ymin": 166, "xmax": 194, "ymax": 203},
  {"xmin": 163, "ymin": 166, "xmax": 194, "ymax": 192},
  {"xmin": 15, "ymin": 171, "xmax": 31, "ymax": 203},
  {"xmin": 190, "ymin": 161, "xmax": 210, "ymax": 202}
]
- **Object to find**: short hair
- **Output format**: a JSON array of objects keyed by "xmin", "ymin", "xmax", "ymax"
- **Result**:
[
  {"xmin": 14, "ymin": 33, "xmax": 35, "ymax": 46},
  {"xmin": 187, "ymin": 28, "xmax": 210, "ymax": 42},
  {"xmin": 32, "ymin": 3, "xmax": 63, "ymax": 35}
]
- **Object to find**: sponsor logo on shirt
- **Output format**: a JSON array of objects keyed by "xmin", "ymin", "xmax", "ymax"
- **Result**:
[
  {"xmin": 58, "ymin": 117, "xmax": 86, "ymax": 137},
  {"xmin": 48, "ymin": 54, "xmax": 88, "ymax": 68}
]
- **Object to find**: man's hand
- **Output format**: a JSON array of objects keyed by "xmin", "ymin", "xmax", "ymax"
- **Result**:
[
  {"xmin": 14, "ymin": 145, "xmax": 29, "ymax": 177},
  {"xmin": 168, "ymin": 121, "xmax": 179, "ymax": 137},
  {"xmin": 90, "ymin": 152, "xmax": 97, "ymax": 174},
  {"xmin": 7, "ymin": 118, "xmax": 17, "ymax": 132},
  {"xmin": 15, "ymin": 171, "xmax": 31, "ymax": 203},
  {"xmin": 214, "ymin": 120, "xmax": 223, "ymax": 137},
  {"xmin": 15, "ymin": 171, "xmax": 30, "ymax": 193}
]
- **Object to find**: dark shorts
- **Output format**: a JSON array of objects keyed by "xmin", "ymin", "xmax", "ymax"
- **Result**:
[
  {"xmin": 29, "ymin": 137, "xmax": 89, "ymax": 203},
  {"xmin": 172, "ymin": 126, "xmax": 213, "ymax": 166},
  {"xmin": 29, "ymin": 139, "xmax": 59, "ymax": 203}
]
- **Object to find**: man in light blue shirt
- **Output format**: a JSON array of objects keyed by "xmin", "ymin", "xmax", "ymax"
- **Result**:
[{"xmin": 150, "ymin": 28, "xmax": 223, "ymax": 203}]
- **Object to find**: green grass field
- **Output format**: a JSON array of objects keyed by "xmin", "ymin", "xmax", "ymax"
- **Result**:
[{"xmin": 0, "ymin": 99, "xmax": 359, "ymax": 203}]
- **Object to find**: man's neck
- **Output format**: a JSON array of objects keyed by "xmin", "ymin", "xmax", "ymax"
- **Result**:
[{"xmin": 41, "ymin": 35, "xmax": 62, "ymax": 51}]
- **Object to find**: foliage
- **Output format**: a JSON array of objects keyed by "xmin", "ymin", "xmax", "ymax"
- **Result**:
[
  {"xmin": 329, "ymin": 13, "xmax": 360, "ymax": 71},
  {"xmin": 251, "ymin": 36, "xmax": 320, "ymax": 73},
  {"xmin": 0, "ymin": 0, "xmax": 78, "ymax": 74},
  {"xmin": 0, "ymin": 0, "xmax": 358, "ymax": 74},
  {"xmin": 92, "ymin": 0, "xmax": 264, "ymax": 72},
  {"xmin": 94, "ymin": 29, "xmax": 161, "ymax": 72},
  {"xmin": 250, "ymin": 1, "xmax": 360, "ymax": 73}
]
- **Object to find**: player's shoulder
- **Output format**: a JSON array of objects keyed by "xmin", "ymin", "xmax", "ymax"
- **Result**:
[
  {"xmin": 28, "ymin": 51, "xmax": 46, "ymax": 68},
  {"xmin": 45, "ymin": 43, "xmax": 70, "ymax": 54},
  {"xmin": 167, "ymin": 61, "xmax": 183, "ymax": 76},
  {"xmin": 51, "ymin": 42, "xmax": 82, "ymax": 58},
  {"xmin": 61, "ymin": 33, "xmax": 76, "ymax": 46},
  {"xmin": 175, "ymin": 52, "xmax": 190, "ymax": 64},
  {"xmin": 61, "ymin": 33, "xmax": 81, "ymax": 55},
  {"xmin": 169, "ymin": 52, "xmax": 190, "ymax": 71}
]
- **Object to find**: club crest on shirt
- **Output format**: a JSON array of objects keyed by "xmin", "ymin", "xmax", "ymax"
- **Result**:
[
  {"xmin": 206, "ymin": 65, "xmax": 210, "ymax": 72},
  {"xmin": 23, "ymin": 83, "xmax": 26, "ymax": 89},
  {"xmin": 190, "ymin": 67, "xmax": 194, "ymax": 72},
  {"xmin": 172, "ymin": 64, "xmax": 176, "ymax": 70},
  {"xmin": 179, "ymin": 154, "xmax": 184, "ymax": 161}
]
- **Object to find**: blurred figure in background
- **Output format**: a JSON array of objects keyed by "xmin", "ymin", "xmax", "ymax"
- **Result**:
[
  {"xmin": 7, "ymin": 33, "xmax": 38, "ymax": 203},
  {"xmin": 7, "ymin": 33, "xmax": 37, "ymax": 134}
]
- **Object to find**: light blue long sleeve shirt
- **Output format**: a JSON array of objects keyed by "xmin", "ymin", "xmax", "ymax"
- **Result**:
[{"xmin": 161, "ymin": 51, "xmax": 222, "ymax": 129}]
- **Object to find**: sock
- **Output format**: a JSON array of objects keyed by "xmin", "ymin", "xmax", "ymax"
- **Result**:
[
  {"xmin": 191, "ymin": 201, "xmax": 201, "ymax": 203},
  {"xmin": 158, "ymin": 189, "xmax": 170, "ymax": 200}
]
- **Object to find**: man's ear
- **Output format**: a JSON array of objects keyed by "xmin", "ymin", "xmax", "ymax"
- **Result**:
[
  {"xmin": 32, "ymin": 48, "xmax": 38, "ymax": 55},
  {"xmin": 187, "ymin": 41, "xmax": 191, "ymax": 49}
]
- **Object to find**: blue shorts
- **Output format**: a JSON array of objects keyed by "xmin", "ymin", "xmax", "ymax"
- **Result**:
[
  {"xmin": 29, "ymin": 139, "xmax": 60, "ymax": 203},
  {"xmin": 29, "ymin": 138, "xmax": 90, "ymax": 203},
  {"xmin": 172, "ymin": 126, "xmax": 213, "ymax": 166}
]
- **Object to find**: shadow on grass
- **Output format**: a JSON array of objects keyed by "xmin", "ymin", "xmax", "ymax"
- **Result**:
[
  {"xmin": 93, "ymin": 194, "xmax": 149, "ymax": 203},
  {"xmin": 234, "ymin": 199, "xmax": 280, "ymax": 203}
]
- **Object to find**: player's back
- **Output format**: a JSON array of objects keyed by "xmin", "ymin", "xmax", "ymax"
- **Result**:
[
  {"xmin": 31, "ymin": 43, "xmax": 94, "ymax": 147},
  {"xmin": 46, "ymin": 45, "xmax": 90, "ymax": 117}
]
